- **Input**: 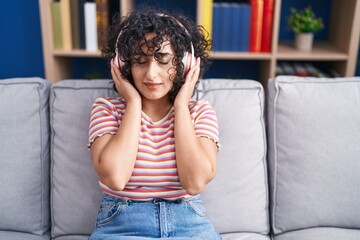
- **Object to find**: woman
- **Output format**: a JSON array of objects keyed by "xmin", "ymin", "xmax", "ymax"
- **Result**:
[{"xmin": 88, "ymin": 8, "xmax": 221, "ymax": 239}]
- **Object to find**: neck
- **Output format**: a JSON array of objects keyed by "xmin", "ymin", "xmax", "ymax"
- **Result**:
[{"xmin": 141, "ymin": 97, "xmax": 173, "ymax": 122}]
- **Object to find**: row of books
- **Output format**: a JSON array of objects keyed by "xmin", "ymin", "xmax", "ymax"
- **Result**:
[
  {"xmin": 276, "ymin": 62, "xmax": 342, "ymax": 78},
  {"xmin": 51, "ymin": 0, "xmax": 116, "ymax": 51},
  {"xmin": 212, "ymin": 3, "xmax": 251, "ymax": 52},
  {"xmin": 200, "ymin": 0, "xmax": 274, "ymax": 52}
]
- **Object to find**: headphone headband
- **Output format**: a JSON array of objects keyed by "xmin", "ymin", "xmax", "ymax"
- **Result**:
[{"xmin": 155, "ymin": 13, "xmax": 191, "ymax": 36}]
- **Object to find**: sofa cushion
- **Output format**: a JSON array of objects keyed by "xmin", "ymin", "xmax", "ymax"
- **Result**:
[
  {"xmin": 0, "ymin": 78, "xmax": 51, "ymax": 238},
  {"xmin": 200, "ymin": 79, "xmax": 269, "ymax": 237},
  {"xmin": 267, "ymin": 76, "xmax": 360, "ymax": 235},
  {"xmin": 0, "ymin": 231, "xmax": 50, "ymax": 240},
  {"xmin": 273, "ymin": 227, "xmax": 360, "ymax": 240},
  {"xmin": 221, "ymin": 232, "xmax": 270, "ymax": 240},
  {"xmin": 50, "ymin": 79, "xmax": 117, "ymax": 239}
]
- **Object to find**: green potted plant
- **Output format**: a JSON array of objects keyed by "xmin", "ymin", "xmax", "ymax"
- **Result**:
[{"xmin": 288, "ymin": 6, "xmax": 324, "ymax": 51}]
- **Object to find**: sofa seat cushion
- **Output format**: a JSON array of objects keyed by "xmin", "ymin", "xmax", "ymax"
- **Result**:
[
  {"xmin": 50, "ymin": 235, "xmax": 89, "ymax": 240},
  {"xmin": 221, "ymin": 232, "xmax": 270, "ymax": 240},
  {"xmin": 273, "ymin": 227, "xmax": 360, "ymax": 240},
  {"xmin": 50, "ymin": 79, "xmax": 118, "ymax": 238},
  {"xmin": 267, "ymin": 76, "xmax": 360, "ymax": 235},
  {"xmin": 0, "ymin": 78, "xmax": 51, "ymax": 236},
  {"xmin": 0, "ymin": 231, "xmax": 50, "ymax": 240},
  {"xmin": 200, "ymin": 79, "xmax": 269, "ymax": 235}
]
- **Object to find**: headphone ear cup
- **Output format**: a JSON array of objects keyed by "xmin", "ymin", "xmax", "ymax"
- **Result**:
[
  {"xmin": 182, "ymin": 51, "xmax": 196, "ymax": 77},
  {"xmin": 182, "ymin": 51, "xmax": 195, "ymax": 77},
  {"xmin": 113, "ymin": 53, "xmax": 119, "ymax": 68},
  {"xmin": 113, "ymin": 52, "xmax": 124, "ymax": 70},
  {"xmin": 182, "ymin": 52, "xmax": 188, "ymax": 76}
]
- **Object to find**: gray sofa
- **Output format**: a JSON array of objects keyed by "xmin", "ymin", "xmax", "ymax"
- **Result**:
[{"xmin": 0, "ymin": 76, "xmax": 359, "ymax": 240}]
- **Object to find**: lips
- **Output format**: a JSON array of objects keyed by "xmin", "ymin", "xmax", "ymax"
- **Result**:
[{"xmin": 144, "ymin": 82, "xmax": 162, "ymax": 90}]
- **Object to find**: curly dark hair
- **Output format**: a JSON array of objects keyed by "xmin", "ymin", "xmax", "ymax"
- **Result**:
[{"xmin": 102, "ymin": 7, "xmax": 212, "ymax": 102}]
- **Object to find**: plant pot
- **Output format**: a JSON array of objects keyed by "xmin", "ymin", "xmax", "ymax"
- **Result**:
[{"xmin": 295, "ymin": 33, "xmax": 314, "ymax": 51}]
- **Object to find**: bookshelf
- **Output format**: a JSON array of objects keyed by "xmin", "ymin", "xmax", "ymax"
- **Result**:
[{"xmin": 39, "ymin": 0, "xmax": 360, "ymax": 85}]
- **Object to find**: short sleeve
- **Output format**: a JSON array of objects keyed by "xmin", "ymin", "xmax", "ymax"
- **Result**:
[
  {"xmin": 193, "ymin": 100, "xmax": 220, "ymax": 149},
  {"xmin": 88, "ymin": 97, "xmax": 122, "ymax": 148}
]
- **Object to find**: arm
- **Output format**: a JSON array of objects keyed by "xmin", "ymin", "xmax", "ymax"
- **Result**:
[
  {"xmin": 174, "ymin": 58, "xmax": 218, "ymax": 195},
  {"xmin": 90, "ymin": 60, "xmax": 142, "ymax": 191}
]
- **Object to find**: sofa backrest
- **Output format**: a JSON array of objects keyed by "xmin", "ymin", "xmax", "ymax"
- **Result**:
[
  {"xmin": 0, "ymin": 78, "xmax": 51, "ymax": 239},
  {"xmin": 200, "ymin": 79, "xmax": 269, "ymax": 236},
  {"xmin": 267, "ymin": 76, "xmax": 360, "ymax": 237},
  {"xmin": 49, "ymin": 79, "xmax": 118, "ymax": 239}
]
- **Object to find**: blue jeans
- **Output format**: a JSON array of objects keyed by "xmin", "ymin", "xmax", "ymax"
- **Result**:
[{"xmin": 89, "ymin": 193, "xmax": 222, "ymax": 239}]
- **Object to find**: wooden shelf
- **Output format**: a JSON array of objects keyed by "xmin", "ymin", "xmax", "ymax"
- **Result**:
[
  {"xmin": 39, "ymin": 0, "xmax": 360, "ymax": 83},
  {"xmin": 210, "ymin": 51, "xmax": 271, "ymax": 60},
  {"xmin": 277, "ymin": 41, "xmax": 348, "ymax": 60},
  {"xmin": 53, "ymin": 49, "xmax": 102, "ymax": 57}
]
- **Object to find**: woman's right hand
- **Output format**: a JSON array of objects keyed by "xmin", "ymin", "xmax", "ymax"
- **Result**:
[{"xmin": 111, "ymin": 59, "xmax": 141, "ymax": 105}]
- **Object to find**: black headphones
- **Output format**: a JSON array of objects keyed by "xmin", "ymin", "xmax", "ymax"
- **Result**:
[{"xmin": 113, "ymin": 13, "xmax": 196, "ymax": 77}]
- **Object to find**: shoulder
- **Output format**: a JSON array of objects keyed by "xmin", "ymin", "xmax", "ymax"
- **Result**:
[
  {"xmin": 189, "ymin": 99, "xmax": 216, "ymax": 115},
  {"xmin": 92, "ymin": 96, "xmax": 126, "ymax": 112},
  {"xmin": 93, "ymin": 96, "xmax": 126, "ymax": 107}
]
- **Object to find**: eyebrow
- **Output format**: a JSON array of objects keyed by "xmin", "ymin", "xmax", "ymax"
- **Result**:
[{"xmin": 156, "ymin": 52, "xmax": 174, "ymax": 57}]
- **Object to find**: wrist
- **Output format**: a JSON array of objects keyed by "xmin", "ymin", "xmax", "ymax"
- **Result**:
[
  {"xmin": 174, "ymin": 104, "xmax": 190, "ymax": 115},
  {"xmin": 126, "ymin": 99, "xmax": 142, "ymax": 110},
  {"xmin": 174, "ymin": 99, "xmax": 189, "ymax": 109}
]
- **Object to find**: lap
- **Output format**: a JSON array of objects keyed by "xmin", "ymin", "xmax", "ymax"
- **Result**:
[{"xmin": 88, "ymin": 193, "xmax": 221, "ymax": 240}]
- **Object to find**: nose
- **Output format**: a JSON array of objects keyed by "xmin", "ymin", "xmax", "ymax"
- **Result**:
[{"xmin": 146, "ymin": 58, "xmax": 159, "ymax": 80}]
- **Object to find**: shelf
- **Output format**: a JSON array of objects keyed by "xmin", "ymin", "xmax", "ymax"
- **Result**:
[
  {"xmin": 53, "ymin": 49, "xmax": 102, "ymax": 57},
  {"xmin": 39, "ymin": 0, "xmax": 360, "ymax": 83},
  {"xmin": 210, "ymin": 51, "xmax": 271, "ymax": 60},
  {"xmin": 277, "ymin": 41, "xmax": 348, "ymax": 60}
]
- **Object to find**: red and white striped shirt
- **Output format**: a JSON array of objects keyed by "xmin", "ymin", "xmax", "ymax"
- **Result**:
[{"xmin": 88, "ymin": 97, "xmax": 219, "ymax": 200}]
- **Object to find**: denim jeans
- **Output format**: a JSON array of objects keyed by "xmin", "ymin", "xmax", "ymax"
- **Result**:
[{"xmin": 88, "ymin": 193, "xmax": 222, "ymax": 240}]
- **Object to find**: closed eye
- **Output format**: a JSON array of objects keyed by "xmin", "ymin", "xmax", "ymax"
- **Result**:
[
  {"xmin": 134, "ymin": 54, "xmax": 148, "ymax": 64},
  {"xmin": 155, "ymin": 52, "xmax": 173, "ymax": 64}
]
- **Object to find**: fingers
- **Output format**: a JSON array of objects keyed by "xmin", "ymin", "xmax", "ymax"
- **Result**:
[
  {"xmin": 111, "ymin": 59, "xmax": 128, "ymax": 96},
  {"xmin": 185, "ymin": 57, "xmax": 201, "ymax": 84},
  {"xmin": 193, "ymin": 57, "xmax": 201, "ymax": 79},
  {"xmin": 110, "ymin": 59, "xmax": 121, "ymax": 82}
]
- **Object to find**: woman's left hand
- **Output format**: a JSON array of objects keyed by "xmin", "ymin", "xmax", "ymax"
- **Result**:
[{"xmin": 174, "ymin": 57, "xmax": 201, "ymax": 108}]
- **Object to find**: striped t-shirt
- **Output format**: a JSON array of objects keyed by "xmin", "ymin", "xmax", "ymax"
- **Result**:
[{"xmin": 88, "ymin": 97, "xmax": 219, "ymax": 200}]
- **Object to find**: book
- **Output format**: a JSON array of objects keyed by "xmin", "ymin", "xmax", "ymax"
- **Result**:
[
  {"xmin": 51, "ymin": 1, "xmax": 63, "ymax": 49},
  {"xmin": 249, "ymin": 0, "xmax": 264, "ymax": 52},
  {"xmin": 96, "ymin": 0, "xmax": 109, "ymax": 50},
  {"xmin": 239, "ymin": 4, "xmax": 251, "ymax": 52},
  {"xmin": 293, "ymin": 62, "xmax": 308, "ymax": 76},
  {"xmin": 212, "ymin": 3, "xmax": 251, "ymax": 52},
  {"xmin": 280, "ymin": 62, "xmax": 295, "ymax": 75},
  {"xmin": 220, "ymin": 3, "xmax": 233, "ymax": 51},
  {"xmin": 329, "ymin": 69, "xmax": 342, "ymax": 78},
  {"xmin": 84, "ymin": 2, "xmax": 98, "ymax": 51},
  {"xmin": 275, "ymin": 64, "xmax": 284, "ymax": 76},
  {"xmin": 60, "ymin": 0, "xmax": 72, "ymax": 50},
  {"xmin": 261, "ymin": 0, "xmax": 274, "ymax": 52},
  {"xmin": 78, "ymin": 0, "xmax": 87, "ymax": 49},
  {"xmin": 70, "ymin": 0, "xmax": 80, "ymax": 49},
  {"xmin": 70, "ymin": 0, "xmax": 87, "ymax": 49},
  {"xmin": 230, "ymin": 4, "xmax": 241, "ymax": 51},
  {"xmin": 304, "ymin": 63, "xmax": 321, "ymax": 77},
  {"xmin": 229, "ymin": 3, "xmax": 250, "ymax": 52},
  {"xmin": 200, "ymin": 0, "xmax": 213, "ymax": 49},
  {"xmin": 212, "ymin": 3, "xmax": 221, "ymax": 51}
]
